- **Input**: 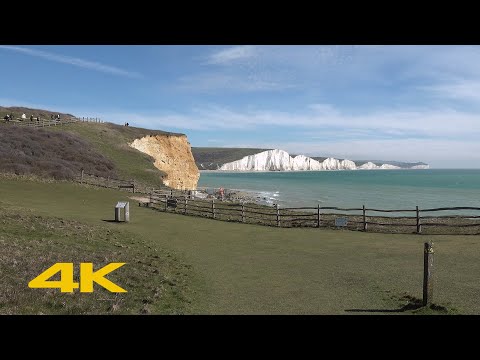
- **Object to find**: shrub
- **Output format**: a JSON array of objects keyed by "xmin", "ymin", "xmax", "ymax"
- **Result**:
[{"xmin": 0, "ymin": 126, "xmax": 117, "ymax": 180}]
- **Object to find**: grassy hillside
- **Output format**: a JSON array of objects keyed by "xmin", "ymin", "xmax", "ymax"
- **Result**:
[
  {"xmin": 0, "ymin": 126, "xmax": 116, "ymax": 180},
  {"xmin": 46, "ymin": 122, "xmax": 184, "ymax": 188},
  {"xmin": 1, "ymin": 104, "xmax": 188, "ymax": 188},
  {"xmin": 0, "ymin": 206, "xmax": 196, "ymax": 314},
  {"xmin": 1, "ymin": 178, "xmax": 474, "ymax": 314}
]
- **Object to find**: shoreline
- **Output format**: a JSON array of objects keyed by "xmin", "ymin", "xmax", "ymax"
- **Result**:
[{"xmin": 194, "ymin": 186, "xmax": 278, "ymax": 206}]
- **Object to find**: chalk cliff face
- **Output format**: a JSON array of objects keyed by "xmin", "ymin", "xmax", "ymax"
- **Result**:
[
  {"xmin": 411, "ymin": 164, "xmax": 430, "ymax": 169},
  {"xmin": 129, "ymin": 134, "xmax": 199, "ymax": 190},
  {"xmin": 219, "ymin": 149, "xmax": 425, "ymax": 171},
  {"xmin": 379, "ymin": 164, "xmax": 401, "ymax": 169},
  {"xmin": 219, "ymin": 150, "xmax": 358, "ymax": 171},
  {"xmin": 358, "ymin": 161, "xmax": 379, "ymax": 170}
]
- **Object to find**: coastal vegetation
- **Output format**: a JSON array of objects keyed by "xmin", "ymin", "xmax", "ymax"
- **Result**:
[{"xmin": 0, "ymin": 178, "xmax": 469, "ymax": 314}]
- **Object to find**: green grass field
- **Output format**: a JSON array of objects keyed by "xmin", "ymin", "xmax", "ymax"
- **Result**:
[{"xmin": 1, "ymin": 178, "xmax": 479, "ymax": 314}]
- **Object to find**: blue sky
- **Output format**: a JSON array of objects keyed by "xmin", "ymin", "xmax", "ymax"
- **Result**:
[{"xmin": 1, "ymin": 45, "xmax": 480, "ymax": 168}]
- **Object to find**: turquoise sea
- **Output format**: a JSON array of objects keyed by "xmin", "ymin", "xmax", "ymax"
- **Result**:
[{"xmin": 198, "ymin": 169, "xmax": 480, "ymax": 215}]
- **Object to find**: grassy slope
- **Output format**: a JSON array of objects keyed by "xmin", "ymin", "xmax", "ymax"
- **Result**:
[
  {"xmin": 0, "ymin": 126, "xmax": 117, "ymax": 180},
  {"xmin": 46, "ymin": 122, "xmax": 184, "ymax": 188},
  {"xmin": 0, "ymin": 208, "xmax": 196, "ymax": 314},
  {"xmin": 1, "ymin": 179, "xmax": 476, "ymax": 314}
]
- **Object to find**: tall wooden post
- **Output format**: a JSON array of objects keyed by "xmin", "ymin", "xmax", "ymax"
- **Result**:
[
  {"xmin": 416, "ymin": 206, "xmax": 421, "ymax": 234},
  {"xmin": 423, "ymin": 241, "xmax": 434, "ymax": 306},
  {"xmin": 212, "ymin": 199, "xmax": 216, "ymax": 219},
  {"xmin": 317, "ymin": 204, "xmax": 321, "ymax": 228},
  {"xmin": 132, "ymin": 180, "xmax": 136, "ymax": 194},
  {"xmin": 184, "ymin": 197, "xmax": 187, "ymax": 215},
  {"xmin": 81, "ymin": 169, "xmax": 84, "ymax": 184},
  {"xmin": 170, "ymin": 189, "xmax": 173, "ymax": 197},
  {"xmin": 241, "ymin": 202, "xmax": 245, "ymax": 223},
  {"xmin": 363, "ymin": 205, "xmax": 367, "ymax": 231},
  {"xmin": 164, "ymin": 194, "xmax": 168, "ymax": 211},
  {"xmin": 276, "ymin": 204, "xmax": 280, "ymax": 227}
]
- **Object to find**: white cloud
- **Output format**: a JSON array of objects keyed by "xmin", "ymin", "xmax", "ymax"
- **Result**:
[
  {"xmin": 0, "ymin": 46, "xmax": 142, "ymax": 78},
  {"xmin": 126, "ymin": 104, "xmax": 480, "ymax": 138},
  {"xmin": 207, "ymin": 45, "xmax": 256, "ymax": 65},
  {"xmin": 176, "ymin": 73, "xmax": 292, "ymax": 92},
  {"xmin": 421, "ymin": 79, "xmax": 480, "ymax": 102}
]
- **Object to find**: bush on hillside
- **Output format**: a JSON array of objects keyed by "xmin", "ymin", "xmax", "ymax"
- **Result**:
[{"xmin": 0, "ymin": 126, "xmax": 117, "ymax": 180}]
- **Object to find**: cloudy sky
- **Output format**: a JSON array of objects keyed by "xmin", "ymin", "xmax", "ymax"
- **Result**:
[{"xmin": 1, "ymin": 45, "xmax": 480, "ymax": 168}]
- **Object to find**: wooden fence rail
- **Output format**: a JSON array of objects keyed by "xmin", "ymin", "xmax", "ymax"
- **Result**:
[
  {"xmin": 77, "ymin": 171, "xmax": 164, "ymax": 194},
  {"xmin": 8, "ymin": 118, "xmax": 79, "ymax": 128},
  {"xmin": 4, "ymin": 116, "xmax": 104, "ymax": 128},
  {"xmin": 146, "ymin": 192, "xmax": 480, "ymax": 235}
]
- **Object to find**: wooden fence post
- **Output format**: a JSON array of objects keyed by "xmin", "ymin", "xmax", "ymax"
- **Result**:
[
  {"xmin": 170, "ymin": 189, "xmax": 173, "ymax": 197},
  {"xmin": 416, "ymin": 206, "xmax": 421, "ymax": 234},
  {"xmin": 276, "ymin": 204, "xmax": 280, "ymax": 227},
  {"xmin": 317, "ymin": 204, "xmax": 321, "ymax": 228},
  {"xmin": 184, "ymin": 197, "xmax": 187, "ymax": 215},
  {"xmin": 81, "ymin": 169, "xmax": 84, "ymax": 184},
  {"xmin": 242, "ymin": 202, "xmax": 245, "ymax": 223},
  {"xmin": 423, "ymin": 241, "xmax": 434, "ymax": 306},
  {"xmin": 212, "ymin": 199, "xmax": 216, "ymax": 219},
  {"xmin": 164, "ymin": 194, "xmax": 168, "ymax": 212},
  {"xmin": 132, "ymin": 180, "xmax": 135, "ymax": 194},
  {"xmin": 363, "ymin": 205, "xmax": 367, "ymax": 231}
]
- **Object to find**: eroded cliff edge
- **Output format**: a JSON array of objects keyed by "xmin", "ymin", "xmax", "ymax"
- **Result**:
[{"xmin": 129, "ymin": 134, "xmax": 199, "ymax": 190}]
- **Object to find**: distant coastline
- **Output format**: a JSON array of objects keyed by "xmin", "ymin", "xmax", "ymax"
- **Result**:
[{"xmin": 199, "ymin": 168, "xmax": 429, "ymax": 173}]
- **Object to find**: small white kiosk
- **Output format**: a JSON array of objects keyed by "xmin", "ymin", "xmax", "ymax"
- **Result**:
[{"xmin": 115, "ymin": 201, "xmax": 130, "ymax": 222}]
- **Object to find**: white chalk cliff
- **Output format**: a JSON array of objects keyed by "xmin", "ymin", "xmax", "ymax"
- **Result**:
[
  {"xmin": 358, "ymin": 161, "xmax": 379, "ymax": 170},
  {"xmin": 411, "ymin": 164, "xmax": 430, "ymax": 169},
  {"xmin": 219, "ymin": 149, "xmax": 428, "ymax": 171}
]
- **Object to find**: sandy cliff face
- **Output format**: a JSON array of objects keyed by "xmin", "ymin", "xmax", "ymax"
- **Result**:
[{"xmin": 129, "ymin": 134, "xmax": 199, "ymax": 190}]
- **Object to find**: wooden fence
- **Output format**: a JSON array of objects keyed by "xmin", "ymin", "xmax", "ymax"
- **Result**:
[
  {"xmin": 4, "ymin": 116, "xmax": 104, "ymax": 128},
  {"xmin": 6, "ymin": 117, "xmax": 79, "ymax": 128},
  {"xmin": 76, "ymin": 117, "xmax": 104, "ymax": 123},
  {"xmin": 146, "ymin": 192, "xmax": 480, "ymax": 235},
  {"xmin": 77, "ymin": 171, "xmax": 161, "ymax": 194}
]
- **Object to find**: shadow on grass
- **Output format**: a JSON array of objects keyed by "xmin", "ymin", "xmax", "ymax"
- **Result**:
[
  {"xmin": 102, "ymin": 219, "xmax": 125, "ymax": 223},
  {"xmin": 345, "ymin": 295, "xmax": 451, "ymax": 314}
]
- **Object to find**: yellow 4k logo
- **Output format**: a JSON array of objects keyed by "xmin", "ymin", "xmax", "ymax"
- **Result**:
[{"xmin": 28, "ymin": 263, "xmax": 127, "ymax": 293}]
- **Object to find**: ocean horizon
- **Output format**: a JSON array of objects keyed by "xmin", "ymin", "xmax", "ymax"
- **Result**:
[{"xmin": 198, "ymin": 169, "xmax": 480, "ymax": 215}]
